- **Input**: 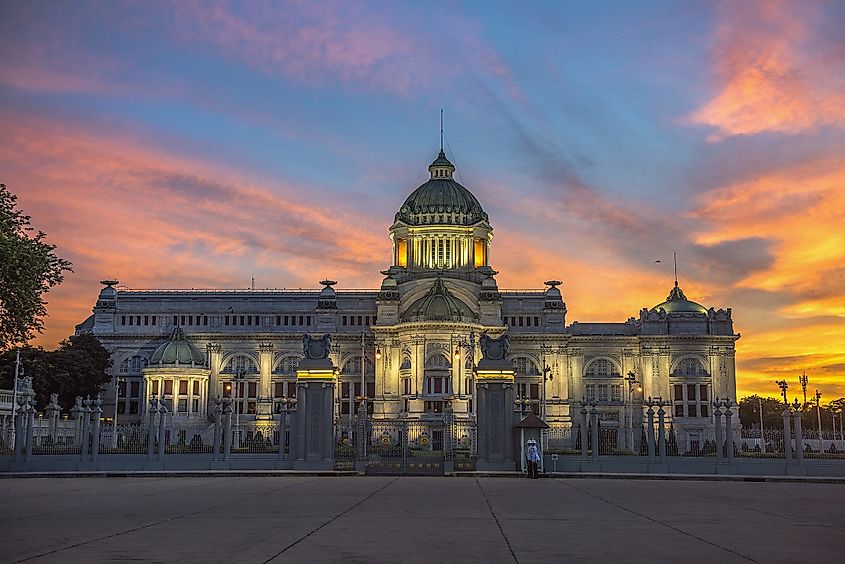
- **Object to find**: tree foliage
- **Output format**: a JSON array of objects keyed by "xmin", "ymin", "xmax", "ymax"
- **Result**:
[
  {"xmin": 739, "ymin": 394, "xmax": 845, "ymax": 432},
  {"xmin": 0, "ymin": 183, "xmax": 73, "ymax": 351},
  {"xmin": 0, "ymin": 334, "xmax": 112, "ymax": 411}
]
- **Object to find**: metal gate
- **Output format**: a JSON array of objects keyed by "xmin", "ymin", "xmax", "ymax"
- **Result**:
[{"xmin": 365, "ymin": 419, "xmax": 446, "ymax": 475}]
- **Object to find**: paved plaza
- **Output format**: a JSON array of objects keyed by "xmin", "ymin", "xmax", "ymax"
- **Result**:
[{"xmin": 1, "ymin": 476, "xmax": 843, "ymax": 563}]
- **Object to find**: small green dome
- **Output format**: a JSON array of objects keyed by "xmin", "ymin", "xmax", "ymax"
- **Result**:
[
  {"xmin": 149, "ymin": 328, "xmax": 206, "ymax": 366},
  {"xmin": 395, "ymin": 151, "xmax": 488, "ymax": 226},
  {"xmin": 652, "ymin": 282, "xmax": 707, "ymax": 314},
  {"xmin": 406, "ymin": 277, "xmax": 475, "ymax": 322}
]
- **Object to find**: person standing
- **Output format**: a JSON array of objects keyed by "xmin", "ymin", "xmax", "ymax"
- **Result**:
[{"xmin": 526, "ymin": 439, "xmax": 541, "ymax": 479}]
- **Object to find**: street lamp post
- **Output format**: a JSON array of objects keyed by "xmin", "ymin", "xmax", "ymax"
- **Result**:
[
  {"xmin": 10, "ymin": 350, "xmax": 22, "ymax": 449},
  {"xmin": 815, "ymin": 389, "xmax": 823, "ymax": 449},
  {"xmin": 775, "ymin": 380, "xmax": 789, "ymax": 407},
  {"xmin": 799, "ymin": 373, "xmax": 808, "ymax": 407},
  {"xmin": 624, "ymin": 372, "xmax": 641, "ymax": 453},
  {"xmin": 112, "ymin": 376, "xmax": 125, "ymax": 448},
  {"xmin": 234, "ymin": 368, "xmax": 244, "ymax": 449}
]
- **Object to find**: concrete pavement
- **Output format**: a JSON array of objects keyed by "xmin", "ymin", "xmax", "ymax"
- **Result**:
[{"xmin": 1, "ymin": 476, "xmax": 843, "ymax": 563}]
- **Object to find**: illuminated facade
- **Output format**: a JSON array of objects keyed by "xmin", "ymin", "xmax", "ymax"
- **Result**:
[{"xmin": 76, "ymin": 149, "xmax": 739, "ymax": 451}]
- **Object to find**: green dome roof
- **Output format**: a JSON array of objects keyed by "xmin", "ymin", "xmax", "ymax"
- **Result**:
[
  {"xmin": 652, "ymin": 282, "xmax": 708, "ymax": 314},
  {"xmin": 149, "ymin": 328, "xmax": 206, "ymax": 366},
  {"xmin": 395, "ymin": 151, "xmax": 488, "ymax": 226},
  {"xmin": 406, "ymin": 277, "xmax": 475, "ymax": 322}
]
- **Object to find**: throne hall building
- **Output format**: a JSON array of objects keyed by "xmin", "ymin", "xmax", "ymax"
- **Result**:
[{"xmin": 76, "ymin": 149, "xmax": 739, "ymax": 451}]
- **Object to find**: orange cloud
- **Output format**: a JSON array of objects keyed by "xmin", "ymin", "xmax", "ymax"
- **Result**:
[{"xmin": 689, "ymin": 0, "xmax": 845, "ymax": 138}]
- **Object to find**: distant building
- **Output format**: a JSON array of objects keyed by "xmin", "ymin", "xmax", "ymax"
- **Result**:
[{"xmin": 76, "ymin": 149, "xmax": 739, "ymax": 452}]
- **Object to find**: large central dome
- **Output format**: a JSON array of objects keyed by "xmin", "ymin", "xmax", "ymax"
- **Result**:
[{"xmin": 395, "ymin": 150, "xmax": 488, "ymax": 226}]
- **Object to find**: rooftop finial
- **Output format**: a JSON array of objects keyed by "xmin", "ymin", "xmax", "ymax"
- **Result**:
[
  {"xmin": 673, "ymin": 252, "xmax": 678, "ymax": 287},
  {"xmin": 440, "ymin": 108, "xmax": 444, "ymax": 153}
]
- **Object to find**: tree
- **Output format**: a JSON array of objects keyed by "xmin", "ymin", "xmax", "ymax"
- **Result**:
[
  {"xmin": 738, "ymin": 395, "xmax": 787, "ymax": 429},
  {"xmin": 0, "ymin": 334, "xmax": 111, "ymax": 411},
  {"xmin": 0, "ymin": 183, "xmax": 73, "ymax": 351}
]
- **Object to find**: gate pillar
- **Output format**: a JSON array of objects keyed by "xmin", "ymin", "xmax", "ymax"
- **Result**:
[
  {"xmin": 292, "ymin": 334, "xmax": 337, "ymax": 470},
  {"xmin": 475, "ymin": 358, "xmax": 516, "ymax": 471}
]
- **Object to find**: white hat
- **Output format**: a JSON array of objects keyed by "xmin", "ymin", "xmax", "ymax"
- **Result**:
[{"xmin": 527, "ymin": 439, "xmax": 537, "ymax": 444}]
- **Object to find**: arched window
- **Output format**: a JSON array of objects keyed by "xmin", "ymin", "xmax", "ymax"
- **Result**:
[
  {"xmin": 674, "ymin": 357, "xmax": 708, "ymax": 377},
  {"xmin": 341, "ymin": 356, "xmax": 374, "ymax": 376},
  {"xmin": 585, "ymin": 359, "xmax": 619, "ymax": 378},
  {"xmin": 273, "ymin": 356, "xmax": 301, "ymax": 375},
  {"xmin": 221, "ymin": 355, "xmax": 258, "ymax": 374},
  {"xmin": 512, "ymin": 356, "xmax": 540, "ymax": 376},
  {"xmin": 400, "ymin": 355, "xmax": 412, "ymax": 370},
  {"xmin": 120, "ymin": 355, "xmax": 148, "ymax": 374}
]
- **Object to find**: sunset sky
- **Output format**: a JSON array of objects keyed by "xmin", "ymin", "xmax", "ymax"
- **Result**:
[{"xmin": 2, "ymin": 1, "xmax": 844, "ymax": 400}]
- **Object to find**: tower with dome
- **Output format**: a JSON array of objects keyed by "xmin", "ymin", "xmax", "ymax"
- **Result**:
[{"xmin": 76, "ymin": 147, "xmax": 739, "ymax": 454}]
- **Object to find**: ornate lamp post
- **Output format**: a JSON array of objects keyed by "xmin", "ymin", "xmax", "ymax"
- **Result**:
[
  {"xmin": 799, "ymin": 373, "xmax": 809, "ymax": 407},
  {"xmin": 234, "ymin": 368, "xmax": 244, "ymax": 449},
  {"xmin": 775, "ymin": 380, "xmax": 789, "ymax": 406},
  {"xmin": 453, "ymin": 332, "xmax": 476, "ymax": 416},
  {"xmin": 112, "ymin": 376, "xmax": 125, "ymax": 448},
  {"xmin": 624, "ymin": 371, "xmax": 641, "ymax": 452}
]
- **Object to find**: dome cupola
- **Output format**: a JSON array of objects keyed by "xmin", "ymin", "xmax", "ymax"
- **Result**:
[
  {"xmin": 405, "ymin": 277, "xmax": 475, "ymax": 322},
  {"xmin": 652, "ymin": 281, "xmax": 707, "ymax": 314},
  {"xmin": 149, "ymin": 327, "xmax": 206, "ymax": 366}
]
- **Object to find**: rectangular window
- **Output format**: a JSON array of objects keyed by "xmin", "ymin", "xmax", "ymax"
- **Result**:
[
  {"xmin": 117, "ymin": 402, "xmax": 126, "ymax": 414},
  {"xmin": 192, "ymin": 399, "xmax": 199, "ymax": 412},
  {"xmin": 425, "ymin": 400, "xmax": 444, "ymax": 414},
  {"xmin": 203, "ymin": 315, "xmax": 208, "ymax": 326},
  {"xmin": 128, "ymin": 316, "xmax": 133, "ymax": 326},
  {"xmin": 129, "ymin": 401, "xmax": 139, "ymax": 415},
  {"xmin": 152, "ymin": 380, "xmax": 159, "ymax": 395},
  {"xmin": 191, "ymin": 380, "xmax": 198, "ymax": 395},
  {"xmin": 284, "ymin": 315, "xmax": 289, "ymax": 326},
  {"xmin": 511, "ymin": 316, "xmax": 517, "ymax": 326},
  {"xmin": 357, "ymin": 315, "xmax": 363, "ymax": 326},
  {"xmin": 225, "ymin": 316, "xmax": 230, "ymax": 326},
  {"xmin": 299, "ymin": 315, "xmax": 304, "ymax": 326},
  {"xmin": 248, "ymin": 382, "xmax": 257, "ymax": 397},
  {"xmin": 254, "ymin": 315, "xmax": 259, "ymax": 326},
  {"xmin": 118, "ymin": 381, "xmax": 127, "ymax": 397},
  {"xmin": 151, "ymin": 315, "xmax": 156, "ymax": 325},
  {"xmin": 247, "ymin": 401, "xmax": 256, "ymax": 414},
  {"xmin": 342, "ymin": 316, "xmax": 347, "ymax": 326},
  {"xmin": 675, "ymin": 404, "xmax": 684, "ymax": 417},
  {"xmin": 276, "ymin": 315, "xmax": 281, "ymax": 326},
  {"xmin": 143, "ymin": 315, "xmax": 149, "ymax": 326},
  {"xmin": 274, "ymin": 382, "xmax": 285, "ymax": 397},
  {"xmin": 181, "ymin": 315, "xmax": 186, "ymax": 326},
  {"xmin": 188, "ymin": 315, "xmax": 193, "ymax": 326},
  {"xmin": 585, "ymin": 384, "xmax": 595, "ymax": 401},
  {"xmin": 173, "ymin": 315, "xmax": 178, "ymax": 326},
  {"xmin": 503, "ymin": 317, "xmax": 508, "ymax": 325},
  {"xmin": 598, "ymin": 384, "xmax": 608, "ymax": 401},
  {"xmin": 247, "ymin": 315, "xmax": 252, "ymax": 326},
  {"xmin": 518, "ymin": 317, "xmax": 524, "ymax": 327},
  {"xmin": 403, "ymin": 378, "xmax": 412, "ymax": 395},
  {"xmin": 674, "ymin": 384, "xmax": 684, "ymax": 401},
  {"xmin": 240, "ymin": 315, "xmax": 245, "ymax": 326},
  {"xmin": 365, "ymin": 316, "xmax": 370, "ymax": 326},
  {"xmin": 136, "ymin": 315, "xmax": 141, "ymax": 326},
  {"xmin": 530, "ymin": 383, "xmax": 540, "ymax": 400},
  {"xmin": 534, "ymin": 316, "xmax": 540, "ymax": 326},
  {"xmin": 366, "ymin": 382, "xmax": 375, "ymax": 398},
  {"xmin": 306, "ymin": 316, "xmax": 311, "ymax": 326},
  {"xmin": 611, "ymin": 385, "xmax": 621, "ymax": 402},
  {"xmin": 287, "ymin": 382, "xmax": 296, "ymax": 398},
  {"xmin": 130, "ymin": 382, "xmax": 140, "ymax": 397},
  {"xmin": 164, "ymin": 380, "xmax": 173, "ymax": 395},
  {"xmin": 178, "ymin": 399, "xmax": 188, "ymax": 413},
  {"xmin": 121, "ymin": 316, "xmax": 126, "ymax": 325},
  {"xmin": 179, "ymin": 380, "xmax": 188, "ymax": 395}
]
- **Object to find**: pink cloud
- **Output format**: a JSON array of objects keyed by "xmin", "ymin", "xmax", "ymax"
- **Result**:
[{"xmin": 688, "ymin": 0, "xmax": 845, "ymax": 138}]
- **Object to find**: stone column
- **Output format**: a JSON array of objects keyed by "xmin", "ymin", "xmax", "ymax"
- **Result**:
[
  {"xmin": 91, "ymin": 395, "xmax": 103, "ymax": 462},
  {"xmin": 24, "ymin": 397, "xmax": 35, "ymax": 462},
  {"xmin": 208, "ymin": 344, "xmax": 221, "ymax": 416},
  {"xmin": 793, "ymin": 411, "xmax": 804, "ymax": 465},
  {"xmin": 157, "ymin": 402, "xmax": 168, "ymax": 462},
  {"xmin": 724, "ymin": 400, "xmax": 735, "ymax": 465},
  {"xmin": 580, "ymin": 400, "xmax": 589, "ymax": 461},
  {"xmin": 146, "ymin": 397, "xmax": 158, "ymax": 461},
  {"xmin": 782, "ymin": 408, "xmax": 792, "ymax": 462},
  {"xmin": 212, "ymin": 397, "xmax": 222, "ymax": 460},
  {"xmin": 79, "ymin": 397, "xmax": 92, "ymax": 462},
  {"xmin": 713, "ymin": 401, "xmax": 723, "ymax": 463},
  {"xmin": 475, "ymin": 360, "xmax": 516, "ymax": 471},
  {"xmin": 257, "ymin": 343, "xmax": 274, "ymax": 420},
  {"xmin": 293, "ymin": 355, "xmax": 337, "ymax": 470},
  {"xmin": 657, "ymin": 401, "xmax": 667, "ymax": 463},
  {"xmin": 222, "ymin": 397, "xmax": 233, "ymax": 461},
  {"xmin": 590, "ymin": 401, "xmax": 599, "ymax": 463},
  {"xmin": 646, "ymin": 401, "xmax": 655, "ymax": 460},
  {"xmin": 45, "ymin": 394, "xmax": 61, "ymax": 442}
]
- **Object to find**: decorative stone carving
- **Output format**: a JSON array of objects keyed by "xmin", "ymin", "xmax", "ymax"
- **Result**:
[
  {"xmin": 480, "ymin": 333, "xmax": 509, "ymax": 360},
  {"xmin": 303, "ymin": 334, "xmax": 332, "ymax": 359}
]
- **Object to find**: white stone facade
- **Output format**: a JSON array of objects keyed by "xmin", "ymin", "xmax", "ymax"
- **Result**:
[{"xmin": 75, "ymin": 150, "xmax": 739, "ymax": 451}]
